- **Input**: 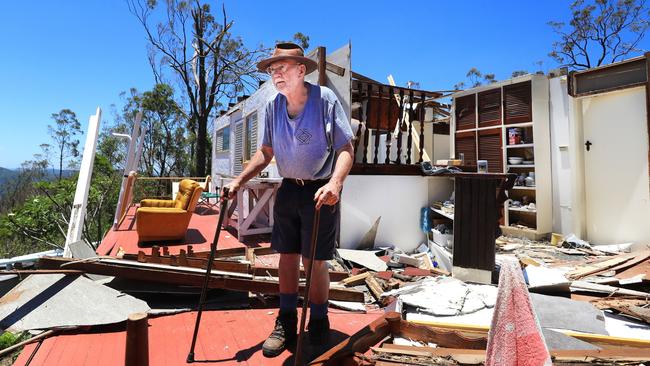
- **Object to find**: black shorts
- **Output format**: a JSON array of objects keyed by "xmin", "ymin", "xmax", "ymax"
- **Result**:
[{"xmin": 271, "ymin": 179, "xmax": 339, "ymax": 260}]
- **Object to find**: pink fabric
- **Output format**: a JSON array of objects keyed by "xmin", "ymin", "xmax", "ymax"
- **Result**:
[{"xmin": 485, "ymin": 258, "xmax": 551, "ymax": 366}]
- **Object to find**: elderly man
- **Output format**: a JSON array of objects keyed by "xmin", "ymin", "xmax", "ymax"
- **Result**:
[{"xmin": 223, "ymin": 43, "xmax": 354, "ymax": 357}]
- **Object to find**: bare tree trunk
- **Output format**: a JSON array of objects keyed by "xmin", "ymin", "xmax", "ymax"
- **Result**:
[{"xmin": 196, "ymin": 115, "xmax": 208, "ymax": 176}]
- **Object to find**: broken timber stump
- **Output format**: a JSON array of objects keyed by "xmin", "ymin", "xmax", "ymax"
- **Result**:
[{"xmin": 125, "ymin": 312, "xmax": 149, "ymax": 366}]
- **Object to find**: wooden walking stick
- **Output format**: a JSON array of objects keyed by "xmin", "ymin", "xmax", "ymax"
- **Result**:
[{"xmin": 294, "ymin": 206, "xmax": 321, "ymax": 366}]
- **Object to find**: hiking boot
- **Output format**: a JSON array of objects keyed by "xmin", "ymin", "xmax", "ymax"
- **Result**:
[
  {"xmin": 307, "ymin": 315, "xmax": 330, "ymax": 345},
  {"xmin": 262, "ymin": 310, "xmax": 297, "ymax": 358}
]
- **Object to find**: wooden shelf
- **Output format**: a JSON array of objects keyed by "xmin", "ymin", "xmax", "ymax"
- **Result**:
[
  {"xmin": 507, "ymin": 164, "xmax": 535, "ymax": 169},
  {"xmin": 505, "ymin": 143, "xmax": 534, "ymax": 149},
  {"xmin": 510, "ymin": 186, "xmax": 536, "ymax": 190},
  {"xmin": 504, "ymin": 122, "xmax": 533, "ymax": 128},
  {"xmin": 431, "ymin": 207, "xmax": 454, "ymax": 220},
  {"xmin": 508, "ymin": 207, "xmax": 537, "ymax": 214}
]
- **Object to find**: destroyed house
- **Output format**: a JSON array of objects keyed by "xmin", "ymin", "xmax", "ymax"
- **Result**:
[{"xmin": 4, "ymin": 49, "xmax": 650, "ymax": 366}]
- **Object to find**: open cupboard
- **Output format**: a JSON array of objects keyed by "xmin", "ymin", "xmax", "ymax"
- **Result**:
[{"xmin": 451, "ymin": 74, "xmax": 551, "ymax": 240}]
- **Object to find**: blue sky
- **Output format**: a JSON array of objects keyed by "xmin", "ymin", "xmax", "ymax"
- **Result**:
[{"xmin": 1, "ymin": 0, "xmax": 649, "ymax": 168}]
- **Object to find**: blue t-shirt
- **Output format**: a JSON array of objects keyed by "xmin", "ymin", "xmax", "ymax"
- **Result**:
[{"xmin": 262, "ymin": 82, "xmax": 353, "ymax": 180}]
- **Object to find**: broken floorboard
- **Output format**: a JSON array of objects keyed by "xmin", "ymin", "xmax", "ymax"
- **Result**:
[{"xmin": 38, "ymin": 257, "xmax": 363, "ymax": 302}]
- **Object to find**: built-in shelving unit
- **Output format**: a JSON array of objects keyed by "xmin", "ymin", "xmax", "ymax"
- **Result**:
[{"xmin": 451, "ymin": 74, "xmax": 552, "ymax": 240}]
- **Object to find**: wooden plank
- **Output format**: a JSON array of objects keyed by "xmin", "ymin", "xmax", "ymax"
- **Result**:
[
  {"xmin": 397, "ymin": 321, "xmax": 487, "ymax": 350},
  {"xmin": 309, "ymin": 313, "xmax": 399, "ymax": 366},
  {"xmin": 365, "ymin": 275, "xmax": 384, "ymax": 301},
  {"xmin": 566, "ymin": 253, "xmax": 638, "ymax": 280},
  {"xmin": 124, "ymin": 253, "xmax": 349, "ymax": 281},
  {"xmin": 252, "ymin": 267, "xmax": 349, "ymax": 282},
  {"xmin": 0, "ymin": 270, "xmax": 85, "ymax": 275},
  {"xmin": 189, "ymin": 246, "xmax": 276, "ymax": 258},
  {"xmin": 38, "ymin": 257, "xmax": 363, "ymax": 302},
  {"xmin": 340, "ymin": 271, "xmax": 371, "ymax": 286},
  {"xmin": 122, "ymin": 252, "xmax": 250, "ymax": 273}
]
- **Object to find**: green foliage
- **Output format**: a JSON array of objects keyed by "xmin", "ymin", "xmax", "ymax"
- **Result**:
[
  {"xmin": 48, "ymin": 109, "xmax": 81, "ymax": 180},
  {"xmin": 0, "ymin": 331, "xmax": 19, "ymax": 349},
  {"xmin": 511, "ymin": 70, "xmax": 529, "ymax": 78},
  {"xmin": 549, "ymin": 0, "xmax": 650, "ymax": 69},
  {"xmin": 115, "ymin": 84, "xmax": 191, "ymax": 184},
  {"xmin": 293, "ymin": 32, "xmax": 310, "ymax": 50},
  {"xmin": 454, "ymin": 68, "xmax": 498, "ymax": 90}
]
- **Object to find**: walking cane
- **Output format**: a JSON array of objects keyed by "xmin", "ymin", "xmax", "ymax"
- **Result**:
[
  {"xmin": 187, "ymin": 187, "xmax": 230, "ymax": 363},
  {"xmin": 294, "ymin": 206, "xmax": 321, "ymax": 366}
]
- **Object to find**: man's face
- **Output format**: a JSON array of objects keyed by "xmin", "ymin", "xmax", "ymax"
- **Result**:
[{"xmin": 268, "ymin": 60, "xmax": 305, "ymax": 94}]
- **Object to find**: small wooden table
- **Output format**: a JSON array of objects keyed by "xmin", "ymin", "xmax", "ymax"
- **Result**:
[{"xmin": 224, "ymin": 178, "xmax": 282, "ymax": 241}]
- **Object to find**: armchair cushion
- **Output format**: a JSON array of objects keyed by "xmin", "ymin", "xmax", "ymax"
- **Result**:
[
  {"xmin": 175, "ymin": 180, "xmax": 201, "ymax": 210},
  {"xmin": 140, "ymin": 199, "xmax": 175, "ymax": 208}
]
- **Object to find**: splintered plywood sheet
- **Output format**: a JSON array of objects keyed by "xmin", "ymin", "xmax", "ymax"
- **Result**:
[{"xmin": 0, "ymin": 274, "xmax": 150, "ymax": 331}]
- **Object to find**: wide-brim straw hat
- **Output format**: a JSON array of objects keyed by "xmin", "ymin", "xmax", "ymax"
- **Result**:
[{"xmin": 257, "ymin": 42, "xmax": 318, "ymax": 74}]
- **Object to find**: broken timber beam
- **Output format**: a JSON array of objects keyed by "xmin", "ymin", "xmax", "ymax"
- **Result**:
[
  {"xmin": 38, "ymin": 257, "xmax": 363, "ymax": 302},
  {"xmin": 188, "ymin": 246, "xmax": 276, "ymax": 258},
  {"xmin": 121, "ymin": 251, "xmax": 349, "ymax": 281}
]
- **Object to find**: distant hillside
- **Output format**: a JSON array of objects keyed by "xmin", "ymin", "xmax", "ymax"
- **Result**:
[
  {"xmin": 0, "ymin": 167, "xmax": 77, "ymax": 197},
  {"xmin": 0, "ymin": 167, "xmax": 19, "ymax": 186}
]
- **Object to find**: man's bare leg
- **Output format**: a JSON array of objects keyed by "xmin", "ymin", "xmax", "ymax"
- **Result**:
[
  {"xmin": 279, "ymin": 253, "xmax": 300, "ymax": 293},
  {"xmin": 263, "ymin": 253, "xmax": 301, "ymax": 357},
  {"xmin": 302, "ymin": 258, "xmax": 331, "ymax": 345},
  {"xmin": 302, "ymin": 258, "xmax": 330, "ymax": 303}
]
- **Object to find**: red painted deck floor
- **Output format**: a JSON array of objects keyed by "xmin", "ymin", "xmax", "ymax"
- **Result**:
[
  {"xmin": 15, "ymin": 308, "xmax": 383, "ymax": 366},
  {"xmin": 14, "ymin": 204, "xmax": 377, "ymax": 365},
  {"xmin": 96, "ymin": 205, "xmax": 272, "ymax": 257}
]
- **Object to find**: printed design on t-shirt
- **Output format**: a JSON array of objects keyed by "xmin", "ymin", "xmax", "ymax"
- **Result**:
[{"xmin": 295, "ymin": 128, "xmax": 312, "ymax": 145}]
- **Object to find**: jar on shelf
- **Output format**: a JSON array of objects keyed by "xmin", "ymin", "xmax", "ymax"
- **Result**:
[
  {"xmin": 525, "ymin": 172, "xmax": 536, "ymax": 187},
  {"xmin": 508, "ymin": 128, "xmax": 522, "ymax": 145}
]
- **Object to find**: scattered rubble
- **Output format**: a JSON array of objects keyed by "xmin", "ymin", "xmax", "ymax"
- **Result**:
[{"xmin": 2, "ymin": 232, "xmax": 650, "ymax": 365}]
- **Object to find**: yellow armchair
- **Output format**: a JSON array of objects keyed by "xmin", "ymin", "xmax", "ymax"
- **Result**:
[{"xmin": 136, "ymin": 179, "xmax": 204, "ymax": 242}]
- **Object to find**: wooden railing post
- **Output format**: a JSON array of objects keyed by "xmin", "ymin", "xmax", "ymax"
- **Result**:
[
  {"xmin": 353, "ymin": 82, "xmax": 363, "ymax": 163},
  {"xmin": 373, "ymin": 85, "xmax": 381, "ymax": 164},
  {"xmin": 419, "ymin": 93, "xmax": 425, "ymax": 163},
  {"xmin": 362, "ymin": 84, "xmax": 371, "ymax": 164},
  {"xmin": 396, "ymin": 89, "xmax": 404, "ymax": 165},
  {"xmin": 385, "ymin": 86, "xmax": 393, "ymax": 164},
  {"xmin": 406, "ymin": 90, "xmax": 414, "ymax": 164}
]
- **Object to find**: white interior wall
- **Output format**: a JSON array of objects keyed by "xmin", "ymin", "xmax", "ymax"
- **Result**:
[
  {"xmin": 340, "ymin": 175, "xmax": 453, "ymax": 252},
  {"xmin": 548, "ymin": 76, "xmax": 573, "ymax": 235}
]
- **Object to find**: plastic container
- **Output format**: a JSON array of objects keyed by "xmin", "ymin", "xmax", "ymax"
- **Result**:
[{"xmin": 432, "ymin": 228, "xmax": 453, "ymax": 249}]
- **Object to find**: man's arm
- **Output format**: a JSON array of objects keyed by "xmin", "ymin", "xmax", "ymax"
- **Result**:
[
  {"xmin": 314, "ymin": 142, "xmax": 354, "ymax": 209},
  {"xmin": 223, "ymin": 145, "xmax": 274, "ymax": 198}
]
